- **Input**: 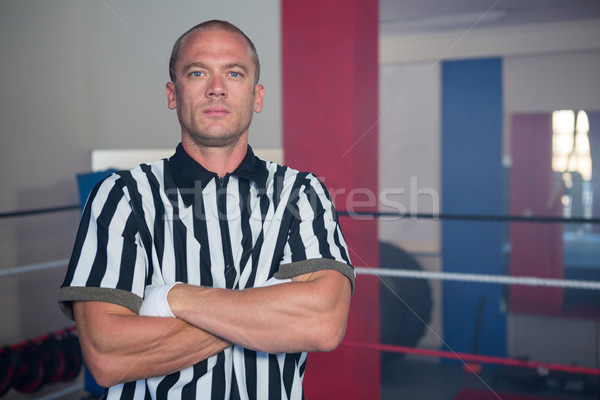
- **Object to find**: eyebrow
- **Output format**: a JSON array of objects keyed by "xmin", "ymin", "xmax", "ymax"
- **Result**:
[{"xmin": 224, "ymin": 63, "xmax": 250, "ymax": 75}]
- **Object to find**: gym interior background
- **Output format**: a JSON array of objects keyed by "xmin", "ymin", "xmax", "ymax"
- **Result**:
[{"xmin": 1, "ymin": 1, "xmax": 600, "ymax": 399}]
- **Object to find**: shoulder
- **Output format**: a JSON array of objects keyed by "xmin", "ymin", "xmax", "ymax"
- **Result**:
[
  {"xmin": 125, "ymin": 158, "xmax": 169, "ymax": 180},
  {"xmin": 259, "ymin": 161, "xmax": 336, "ymax": 209},
  {"xmin": 262, "ymin": 160, "xmax": 323, "ymax": 190},
  {"xmin": 109, "ymin": 158, "xmax": 169, "ymax": 190},
  {"xmin": 88, "ymin": 158, "xmax": 169, "ymax": 203}
]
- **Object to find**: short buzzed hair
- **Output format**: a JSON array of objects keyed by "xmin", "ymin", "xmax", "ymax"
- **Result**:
[{"xmin": 168, "ymin": 20, "xmax": 260, "ymax": 85}]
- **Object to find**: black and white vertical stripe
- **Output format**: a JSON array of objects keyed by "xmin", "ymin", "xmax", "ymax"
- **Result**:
[{"xmin": 60, "ymin": 146, "xmax": 353, "ymax": 400}]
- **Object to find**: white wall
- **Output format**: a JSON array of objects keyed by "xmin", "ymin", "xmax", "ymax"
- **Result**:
[
  {"xmin": 379, "ymin": 62, "xmax": 441, "ymax": 248},
  {"xmin": 378, "ymin": 61, "xmax": 442, "ymax": 350},
  {"xmin": 0, "ymin": 1, "xmax": 281, "ymax": 344}
]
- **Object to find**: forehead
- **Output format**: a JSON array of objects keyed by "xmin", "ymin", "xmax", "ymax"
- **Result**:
[{"xmin": 178, "ymin": 29, "xmax": 253, "ymax": 68}]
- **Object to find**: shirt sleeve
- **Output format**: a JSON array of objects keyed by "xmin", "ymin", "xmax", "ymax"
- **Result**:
[
  {"xmin": 58, "ymin": 174, "xmax": 148, "ymax": 320},
  {"xmin": 275, "ymin": 173, "xmax": 355, "ymax": 293}
]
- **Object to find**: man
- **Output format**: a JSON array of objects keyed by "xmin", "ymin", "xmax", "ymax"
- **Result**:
[{"xmin": 59, "ymin": 20, "xmax": 354, "ymax": 399}]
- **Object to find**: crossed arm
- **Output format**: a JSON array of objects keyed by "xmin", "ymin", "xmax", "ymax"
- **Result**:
[{"xmin": 74, "ymin": 269, "xmax": 351, "ymax": 387}]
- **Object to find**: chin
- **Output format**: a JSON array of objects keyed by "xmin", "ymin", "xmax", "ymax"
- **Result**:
[{"xmin": 191, "ymin": 132, "xmax": 244, "ymax": 148}]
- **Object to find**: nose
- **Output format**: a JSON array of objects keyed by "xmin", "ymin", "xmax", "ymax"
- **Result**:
[{"xmin": 207, "ymin": 75, "xmax": 227, "ymax": 98}]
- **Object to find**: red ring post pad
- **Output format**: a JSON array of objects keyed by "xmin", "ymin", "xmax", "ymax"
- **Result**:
[{"xmin": 282, "ymin": 0, "xmax": 380, "ymax": 398}]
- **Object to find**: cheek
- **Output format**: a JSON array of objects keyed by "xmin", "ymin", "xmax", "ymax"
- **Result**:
[{"xmin": 177, "ymin": 91, "xmax": 199, "ymax": 112}]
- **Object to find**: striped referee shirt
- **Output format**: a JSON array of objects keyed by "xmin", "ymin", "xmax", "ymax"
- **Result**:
[{"xmin": 59, "ymin": 144, "xmax": 354, "ymax": 400}]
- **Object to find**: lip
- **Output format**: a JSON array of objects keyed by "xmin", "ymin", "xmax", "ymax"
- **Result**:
[{"xmin": 203, "ymin": 107, "xmax": 230, "ymax": 117}]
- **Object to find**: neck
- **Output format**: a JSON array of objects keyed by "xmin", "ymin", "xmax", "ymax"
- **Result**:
[{"xmin": 181, "ymin": 135, "xmax": 248, "ymax": 177}]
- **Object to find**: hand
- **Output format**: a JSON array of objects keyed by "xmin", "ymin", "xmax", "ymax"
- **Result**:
[{"xmin": 139, "ymin": 283, "xmax": 181, "ymax": 317}]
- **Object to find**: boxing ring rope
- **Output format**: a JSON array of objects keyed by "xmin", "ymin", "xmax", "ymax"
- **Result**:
[
  {"xmin": 0, "ymin": 204, "xmax": 73, "ymax": 279},
  {"xmin": 0, "ymin": 259, "xmax": 69, "ymax": 278},
  {"xmin": 356, "ymin": 267, "xmax": 600, "ymax": 290},
  {"xmin": 0, "ymin": 206, "xmax": 81, "ymax": 397},
  {"xmin": 1, "ymin": 204, "xmax": 600, "ymax": 393},
  {"xmin": 0, "ymin": 204, "xmax": 79, "ymax": 219},
  {"xmin": 340, "ymin": 211, "xmax": 600, "ymax": 383},
  {"xmin": 2, "ymin": 203, "xmax": 600, "ymax": 223},
  {"xmin": 348, "ymin": 267, "xmax": 600, "ymax": 379},
  {"xmin": 338, "ymin": 210, "xmax": 600, "ymax": 379},
  {"xmin": 338, "ymin": 210, "xmax": 600, "ymax": 224},
  {"xmin": 342, "ymin": 341, "xmax": 600, "ymax": 376},
  {"xmin": 3, "ymin": 260, "xmax": 599, "ymax": 291},
  {"xmin": 351, "ymin": 264, "xmax": 600, "ymax": 377}
]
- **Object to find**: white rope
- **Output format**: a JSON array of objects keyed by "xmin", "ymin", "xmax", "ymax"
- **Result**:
[
  {"xmin": 2, "ymin": 259, "xmax": 599, "ymax": 290},
  {"xmin": 355, "ymin": 267, "xmax": 600, "ymax": 290},
  {"xmin": 0, "ymin": 258, "xmax": 69, "ymax": 278}
]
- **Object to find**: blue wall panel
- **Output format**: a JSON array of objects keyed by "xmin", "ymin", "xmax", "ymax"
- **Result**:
[{"xmin": 441, "ymin": 58, "xmax": 506, "ymax": 357}]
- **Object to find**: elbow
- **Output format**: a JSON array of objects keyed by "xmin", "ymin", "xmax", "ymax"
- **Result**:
[
  {"xmin": 87, "ymin": 365, "xmax": 114, "ymax": 389},
  {"xmin": 314, "ymin": 335, "xmax": 343, "ymax": 353},
  {"xmin": 83, "ymin": 349, "xmax": 120, "ymax": 388},
  {"xmin": 73, "ymin": 301, "xmax": 140, "ymax": 387},
  {"xmin": 79, "ymin": 340, "xmax": 124, "ymax": 388},
  {"xmin": 311, "ymin": 317, "xmax": 348, "ymax": 352},
  {"xmin": 309, "ymin": 285, "xmax": 351, "ymax": 352}
]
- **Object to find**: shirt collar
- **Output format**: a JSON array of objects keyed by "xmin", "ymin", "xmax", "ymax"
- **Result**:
[{"xmin": 169, "ymin": 143, "xmax": 269, "ymax": 207}]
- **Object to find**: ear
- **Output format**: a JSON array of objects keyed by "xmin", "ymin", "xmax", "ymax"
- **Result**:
[
  {"xmin": 166, "ymin": 82, "xmax": 177, "ymax": 110},
  {"xmin": 253, "ymin": 84, "xmax": 265, "ymax": 113}
]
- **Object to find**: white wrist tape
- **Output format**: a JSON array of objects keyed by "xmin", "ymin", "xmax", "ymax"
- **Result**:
[{"xmin": 139, "ymin": 282, "xmax": 181, "ymax": 317}]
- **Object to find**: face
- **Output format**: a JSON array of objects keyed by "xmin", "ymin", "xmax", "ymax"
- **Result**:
[{"xmin": 166, "ymin": 29, "xmax": 264, "ymax": 149}]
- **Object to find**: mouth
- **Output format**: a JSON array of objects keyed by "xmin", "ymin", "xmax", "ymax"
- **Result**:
[{"xmin": 203, "ymin": 107, "xmax": 230, "ymax": 117}]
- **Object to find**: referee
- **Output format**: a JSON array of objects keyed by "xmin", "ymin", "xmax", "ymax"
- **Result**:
[{"xmin": 59, "ymin": 20, "xmax": 354, "ymax": 399}]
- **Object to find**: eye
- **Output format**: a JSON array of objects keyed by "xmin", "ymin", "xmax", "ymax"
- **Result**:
[
  {"xmin": 229, "ymin": 71, "xmax": 240, "ymax": 78},
  {"xmin": 191, "ymin": 71, "xmax": 204, "ymax": 78}
]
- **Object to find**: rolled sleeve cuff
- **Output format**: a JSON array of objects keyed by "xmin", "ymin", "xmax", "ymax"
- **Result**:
[
  {"xmin": 274, "ymin": 258, "xmax": 355, "ymax": 295},
  {"xmin": 58, "ymin": 286, "xmax": 143, "ymax": 320}
]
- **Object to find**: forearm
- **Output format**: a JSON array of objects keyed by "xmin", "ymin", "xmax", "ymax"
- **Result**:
[
  {"xmin": 73, "ymin": 301, "xmax": 230, "ymax": 387},
  {"xmin": 168, "ymin": 270, "xmax": 351, "ymax": 354}
]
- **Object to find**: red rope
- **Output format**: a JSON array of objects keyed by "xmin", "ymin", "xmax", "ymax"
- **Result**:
[{"xmin": 343, "ymin": 341, "xmax": 600, "ymax": 376}]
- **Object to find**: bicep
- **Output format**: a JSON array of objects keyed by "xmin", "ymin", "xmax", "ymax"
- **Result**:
[{"xmin": 74, "ymin": 300, "xmax": 136, "ymax": 327}]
